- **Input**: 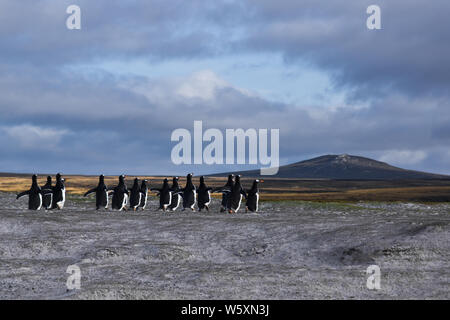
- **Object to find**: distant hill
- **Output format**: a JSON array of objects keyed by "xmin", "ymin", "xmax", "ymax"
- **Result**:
[{"xmin": 210, "ymin": 154, "xmax": 450, "ymax": 180}]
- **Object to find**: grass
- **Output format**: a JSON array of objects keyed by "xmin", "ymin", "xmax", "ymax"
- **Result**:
[{"xmin": 1, "ymin": 175, "xmax": 450, "ymax": 202}]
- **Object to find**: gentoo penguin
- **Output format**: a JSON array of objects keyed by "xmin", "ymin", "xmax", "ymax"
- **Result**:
[
  {"xmin": 109, "ymin": 175, "xmax": 129, "ymax": 211},
  {"xmin": 151, "ymin": 178, "xmax": 172, "ymax": 211},
  {"xmin": 129, "ymin": 178, "xmax": 142, "ymax": 211},
  {"xmin": 245, "ymin": 179, "xmax": 262, "ymax": 212},
  {"xmin": 50, "ymin": 173, "xmax": 66, "ymax": 210},
  {"xmin": 42, "ymin": 176, "xmax": 53, "ymax": 210},
  {"xmin": 169, "ymin": 177, "xmax": 181, "ymax": 211},
  {"xmin": 16, "ymin": 174, "xmax": 44, "ymax": 210},
  {"xmin": 181, "ymin": 173, "xmax": 196, "ymax": 211},
  {"xmin": 227, "ymin": 175, "xmax": 246, "ymax": 213},
  {"xmin": 138, "ymin": 179, "xmax": 149, "ymax": 210},
  {"xmin": 83, "ymin": 174, "xmax": 109, "ymax": 210},
  {"xmin": 213, "ymin": 174, "xmax": 234, "ymax": 212},
  {"xmin": 197, "ymin": 176, "xmax": 212, "ymax": 212}
]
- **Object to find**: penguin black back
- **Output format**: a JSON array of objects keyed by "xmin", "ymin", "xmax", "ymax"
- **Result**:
[
  {"xmin": 169, "ymin": 177, "xmax": 181, "ymax": 211},
  {"xmin": 84, "ymin": 174, "xmax": 109, "ymax": 210},
  {"xmin": 182, "ymin": 173, "xmax": 196, "ymax": 211},
  {"xmin": 110, "ymin": 175, "xmax": 129, "ymax": 211},
  {"xmin": 16, "ymin": 174, "xmax": 43, "ymax": 210},
  {"xmin": 197, "ymin": 176, "xmax": 212, "ymax": 211},
  {"xmin": 151, "ymin": 178, "xmax": 172, "ymax": 211},
  {"xmin": 129, "ymin": 178, "xmax": 142, "ymax": 211},
  {"xmin": 245, "ymin": 179, "xmax": 261, "ymax": 212},
  {"xmin": 51, "ymin": 173, "xmax": 66, "ymax": 210},
  {"xmin": 139, "ymin": 179, "xmax": 149, "ymax": 210},
  {"xmin": 228, "ymin": 175, "xmax": 246, "ymax": 213},
  {"xmin": 42, "ymin": 176, "xmax": 53, "ymax": 210}
]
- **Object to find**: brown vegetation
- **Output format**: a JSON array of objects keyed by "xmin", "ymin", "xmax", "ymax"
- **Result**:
[{"xmin": 2, "ymin": 174, "xmax": 450, "ymax": 202}]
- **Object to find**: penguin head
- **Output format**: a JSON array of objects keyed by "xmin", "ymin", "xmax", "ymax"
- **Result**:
[
  {"xmin": 99, "ymin": 174, "xmax": 105, "ymax": 182},
  {"xmin": 163, "ymin": 178, "xmax": 169, "ymax": 187},
  {"xmin": 46, "ymin": 176, "xmax": 52, "ymax": 183},
  {"xmin": 56, "ymin": 173, "xmax": 62, "ymax": 181},
  {"xmin": 134, "ymin": 177, "xmax": 139, "ymax": 183},
  {"xmin": 187, "ymin": 173, "xmax": 193, "ymax": 180},
  {"xmin": 32, "ymin": 174, "xmax": 38, "ymax": 183},
  {"xmin": 173, "ymin": 176, "xmax": 179, "ymax": 182},
  {"xmin": 119, "ymin": 175, "xmax": 125, "ymax": 183},
  {"xmin": 235, "ymin": 175, "xmax": 241, "ymax": 183},
  {"xmin": 200, "ymin": 176, "xmax": 205, "ymax": 184}
]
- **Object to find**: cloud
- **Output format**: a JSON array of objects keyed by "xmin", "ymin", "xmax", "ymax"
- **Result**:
[
  {"xmin": 379, "ymin": 150, "xmax": 427, "ymax": 166},
  {"xmin": 1, "ymin": 124, "xmax": 70, "ymax": 150},
  {"xmin": 0, "ymin": 1, "xmax": 449, "ymax": 175}
]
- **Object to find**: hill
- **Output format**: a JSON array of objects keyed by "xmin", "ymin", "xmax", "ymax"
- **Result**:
[{"xmin": 210, "ymin": 154, "xmax": 449, "ymax": 179}]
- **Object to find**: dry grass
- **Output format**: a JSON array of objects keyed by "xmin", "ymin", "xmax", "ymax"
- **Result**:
[{"xmin": 2, "ymin": 174, "xmax": 450, "ymax": 202}]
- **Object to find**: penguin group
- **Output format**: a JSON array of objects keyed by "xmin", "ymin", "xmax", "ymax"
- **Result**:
[
  {"xmin": 16, "ymin": 173, "xmax": 66, "ymax": 210},
  {"xmin": 15, "ymin": 173, "xmax": 262, "ymax": 213}
]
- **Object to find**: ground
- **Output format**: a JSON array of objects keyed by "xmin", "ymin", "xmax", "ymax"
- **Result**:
[{"xmin": 0, "ymin": 192, "xmax": 449, "ymax": 299}]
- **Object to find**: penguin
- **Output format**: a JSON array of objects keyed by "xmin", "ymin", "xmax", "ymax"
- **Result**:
[
  {"xmin": 169, "ymin": 177, "xmax": 181, "ymax": 211},
  {"xmin": 245, "ymin": 179, "xmax": 262, "ymax": 213},
  {"xmin": 227, "ymin": 175, "xmax": 247, "ymax": 213},
  {"xmin": 42, "ymin": 176, "xmax": 53, "ymax": 210},
  {"xmin": 83, "ymin": 174, "xmax": 109, "ymax": 210},
  {"xmin": 129, "ymin": 178, "xmax": 142, "ymax": 211},
  {"xmin": 50, "ymin": 173, "xmax": 66, "ymax": 210},
  {"xmin": 138, "ymin": 179, "xmax": 149, "ymax": 210},
  {"xmin": 109, "ymin": 175, "xmax": 129, "ymax": 211},
  {"xmin": 197, "ymin": 176, "xmax": 212, "ymax": 212},
  {"xmin": 180, "ymin": 173, "xmax": 196, "ymax": 211},
  {"xmin": 212, "ymin": 174, "xmax": 234, "ymax": 212},
  {"xmin": 151, "ymin": 178, "xmax": 172, "ymax": 211},
  {"xmin": 16, "ymin": 174, "xmax": 44, "ymax": 210}
]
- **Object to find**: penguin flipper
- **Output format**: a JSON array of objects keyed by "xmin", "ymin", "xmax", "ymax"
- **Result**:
[
  {"xmin": 16, "ymin": 190, "xmax": 30, "ymax": 199},
  {"xmin": 84, "ymin": 188, "xmax": 96, "ymax": 197}
]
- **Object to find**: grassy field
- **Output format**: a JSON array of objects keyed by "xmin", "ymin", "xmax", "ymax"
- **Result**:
[{"xmin": 1, "ymin": 174, "xmax": 450, "ymax": 202}]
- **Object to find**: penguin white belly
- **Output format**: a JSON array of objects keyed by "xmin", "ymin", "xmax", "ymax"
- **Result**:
[
  {"xmin": 104, "ymin": 191, "xmax": 109, "ymax": 209},
  {"xmin": 191, "ymin": 190, "xmax": 197, "ymax": 209},
  {"xmin": 205, "ymin": 191, "xmax": 211, "ymax": 206},
  {"xmin": 256, "ymin": 193, "xmax": 259, "ymax": 212},
  {"xmin": 133, "ymin": 193, "xmax": 142, "ymax": 209},
  {"xmin": 164, "ymin": 192, "xmax": 172, "ymax": 210},
  {"xmin": 171, "ymin": 194, "xmax": 181, "ymax": 211},
  {"xmin": 57, "ymin": 189, "xmax": 66, "ymax": 209},
  {"xmin": 142, "ymin": 193, "xmax": 148, "ymax": 209},
  {"xmin": 235, "ymin": 194, "xmax": 243, "ymax": 212},
  {"xmin": 120, "ymin": 194, "xmax": 128, "ymax": 211},
  {"xmin": 46, "ymin": 193, "xmax": 53, "ymax": 210},
  {"xmin": 37, "ymin": 194, "xmax": 43, "ymax": 211}
]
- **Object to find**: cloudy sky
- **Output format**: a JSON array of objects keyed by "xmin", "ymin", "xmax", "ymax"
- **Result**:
[{"xmin": 0, "ymin": 0, "xmax": 449, "ymax": 175}]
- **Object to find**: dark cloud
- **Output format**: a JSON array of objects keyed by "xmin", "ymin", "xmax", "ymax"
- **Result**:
[{"xmin": 0, "ymin": 0, "xmax": 449, "ymax": 174}]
